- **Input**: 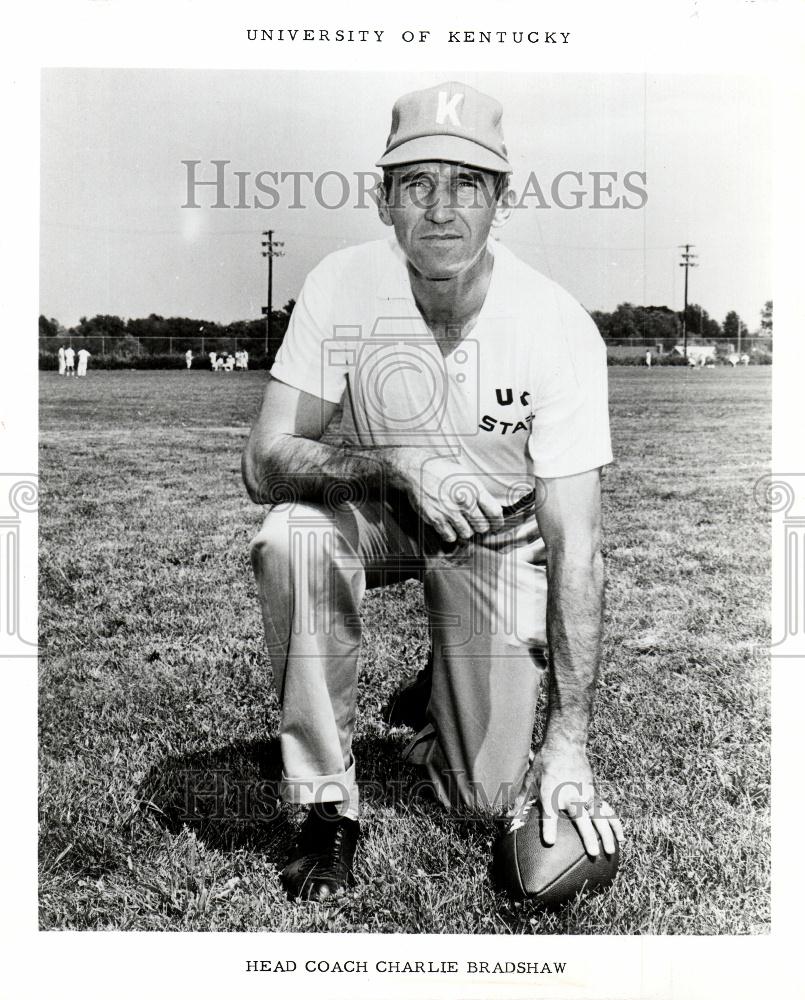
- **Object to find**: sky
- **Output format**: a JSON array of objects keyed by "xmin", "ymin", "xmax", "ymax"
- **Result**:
[{"xmin": 40, "ymin": 69, "xmax": 772, "ymax": 329}]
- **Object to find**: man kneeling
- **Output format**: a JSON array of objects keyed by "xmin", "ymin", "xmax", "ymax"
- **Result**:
[{"xmin": 242, "ymin": 81, "xmax": 623, "ymax": 901}]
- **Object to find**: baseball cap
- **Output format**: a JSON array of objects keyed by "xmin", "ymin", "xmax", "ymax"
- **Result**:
[{"xmin": 377, "ymin": 81, "xmax": 512, "ymax": 174}]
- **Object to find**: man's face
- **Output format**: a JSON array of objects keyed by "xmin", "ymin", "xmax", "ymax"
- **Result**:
[{"xmin": 377, "ymin": 162, "xmax": 509, "ymax": 280}]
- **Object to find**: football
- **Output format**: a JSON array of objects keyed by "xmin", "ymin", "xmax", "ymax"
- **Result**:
[{"xmin": 492, "ymin": 799, "xmax": 619, "ymax": 905}]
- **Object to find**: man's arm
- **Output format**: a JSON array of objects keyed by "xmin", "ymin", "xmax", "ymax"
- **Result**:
[
  {"xmin": 241, "ymin": 376, "xmax": 390, "ymax": 504},
  {"xmin": 242, "ymin": 377, "xmax": 505, "ymax": 540},
  {"xmin": 532, "ymin": 467, "xmax": 624, "ymax": 856}
]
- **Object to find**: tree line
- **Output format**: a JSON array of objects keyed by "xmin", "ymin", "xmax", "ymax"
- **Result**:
[
  {"xmin": 589, "ymin": 301, "xmax": 772, "ymax": 351},
  {"xmin": 38, "ymin": 300, "xmax": 297, "ymax": 367},
  {"xmin": 39, "ymin": 298, "xmax": 772, "ymax": 366}
]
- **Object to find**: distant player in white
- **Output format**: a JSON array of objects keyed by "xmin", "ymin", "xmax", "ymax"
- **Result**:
[
  {"xmin": 185, "ymin": 349, "xmax": 193, "ymax": 369},
  {"xmin": 216, "ymin": 355, "xmax": 226, "ymax": 371},
  {"xmin": 224, "ymin": 353, "xmax": 235, "ymax": 372},
  {"xmin": 64, "ymin": 346, "xmax": 76, "ymax": 376},
  {"xmin": 76, "ymin": 348, "xmax": 91, "ymax": 377},
  {"xmin": 645, "ymin": 350, "xmax": 652, "ymax": 368},
  {"xmin": 57, "ymin": 346, "xmax": 66, "ymax": 376},
  {"xmin": 242, "ymin": 349, "xmax": 249, "ymax": 371},
  {"xmin": 209, "ymin": 351, "xmax": 217, "ymax": 371}
]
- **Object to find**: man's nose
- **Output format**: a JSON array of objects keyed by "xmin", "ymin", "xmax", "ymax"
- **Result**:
[{"xmin": 424, "ymin": 185, "xmax": 456, "ymax": 223}]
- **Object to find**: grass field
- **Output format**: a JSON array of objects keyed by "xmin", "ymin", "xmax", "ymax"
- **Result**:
[{"xmin": 39, "ymin": 367, "xmax": 771, "ymax": 933}]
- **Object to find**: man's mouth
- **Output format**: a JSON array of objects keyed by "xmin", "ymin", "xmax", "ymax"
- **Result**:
[{"xmin": 419, "ymin": 234, "xmax": 462, "ymax": 241}]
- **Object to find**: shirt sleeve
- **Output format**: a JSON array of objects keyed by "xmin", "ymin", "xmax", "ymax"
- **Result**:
[
  {"xmin": 270, "ymin": 256, "xmax": 348, "ymax": 404},
  {"xmin": 528, "ymin": 294, "xmax": 613, "ymax": 479}
]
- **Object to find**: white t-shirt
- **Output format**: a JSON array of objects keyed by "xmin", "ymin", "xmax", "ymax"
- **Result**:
[
  {"xmin": 271, "ymin": 238, "xmax": 612, "ymax": 504},
  {"xmin": 78, "ymin": 349, "xmax": 90, "ymax": 362},
  {"xmin": 64, "ymin": 347, "xmax": 75, "ymax": 364}
]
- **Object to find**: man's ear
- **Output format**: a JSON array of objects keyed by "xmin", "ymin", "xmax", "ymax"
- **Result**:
[
  {"xmin": 376, "ymin": 180, "xmax": 394, "ymax": 227},
  {"xmin": 491, "ymin": 186, "xmax": 515, "ymax": 230}
]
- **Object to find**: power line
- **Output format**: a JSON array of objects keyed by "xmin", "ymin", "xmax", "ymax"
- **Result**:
[
  {"xmin": 39, "ymin": 219, "xmax": 736, "ymax": 257},
  {"xmin": 261, "ymin": 230, "xmax": 285, "ymax": 357},
  {"xmin": 678, "ymin": 244, "xmax": 698, "ymax": 360}
]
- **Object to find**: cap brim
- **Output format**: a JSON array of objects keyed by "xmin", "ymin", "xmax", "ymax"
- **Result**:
[{"xmin": 376, "ymin": 134, "xmax": 511, "ymax": 174}]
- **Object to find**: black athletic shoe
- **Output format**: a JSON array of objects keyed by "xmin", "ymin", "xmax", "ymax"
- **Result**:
[
  {"xmin": 280, "ymin": 804, "xmax": 360, "ymax": 902},
  {"xmin": 382, "ymin": 663, "xmax": 433, "ymax": 731}
]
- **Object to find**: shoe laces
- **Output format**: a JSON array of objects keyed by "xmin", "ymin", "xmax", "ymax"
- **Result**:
[
  {"xmin": 299, "ymin": 810, "xmax": 353, "ymax": 880},
  {"xmin": 315, "ymin": 821, "xmax": 348, "ymax": 880}
]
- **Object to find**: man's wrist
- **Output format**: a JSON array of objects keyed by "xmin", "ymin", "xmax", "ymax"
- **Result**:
[
  {"xmin": 374, "ymin": 445, "xmax": 419, "ymax": 492},
  {"xmin": 541, "ymin": 725, "xmax": 589, "ymax": 754}
]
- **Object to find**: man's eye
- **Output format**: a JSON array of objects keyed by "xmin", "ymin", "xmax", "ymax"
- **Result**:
[
  {"xmin": 404, "ymin": 179, "xmax": 436, "ymax": 201},
  {"xmin": 457, "ymin": 178, "xmax": 477, "ymax": 188}
]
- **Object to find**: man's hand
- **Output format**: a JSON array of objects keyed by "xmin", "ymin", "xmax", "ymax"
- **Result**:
[
  {"xmin": 387, "ymin": 449, "xmax": 504, "ymax": 542},
  {"xmin": 531, "ymin": 742, "xmax": 624, "ymax": 857}
]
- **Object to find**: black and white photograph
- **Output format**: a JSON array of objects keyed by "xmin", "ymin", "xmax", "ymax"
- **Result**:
[{"xmin": 3, "ymin": 1, "xmax": 804, "ymax": 997}]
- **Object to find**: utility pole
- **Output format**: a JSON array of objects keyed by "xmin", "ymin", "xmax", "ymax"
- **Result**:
[
  {"xmin": 678, "ymin": 244, "xmax": 698, "ymax": 361},
  {"xmin": 261, "ymin": 230, "xmax": 285, "ymax": 359}
]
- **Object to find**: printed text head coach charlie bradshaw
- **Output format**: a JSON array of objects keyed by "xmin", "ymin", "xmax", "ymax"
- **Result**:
[{"xmin": 242, "ymin": 81, "xmax": 624, "ymax": 902}]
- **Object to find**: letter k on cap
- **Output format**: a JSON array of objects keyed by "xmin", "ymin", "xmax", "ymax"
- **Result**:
[{"xmin": 436, "ymin": 90, "xmax": 464, "ymax": 127}]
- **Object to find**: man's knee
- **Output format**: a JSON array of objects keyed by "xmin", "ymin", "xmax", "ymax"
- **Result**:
[{"xmin": 249, "ymin": 502, "xmax": 342, "ymax": 578}]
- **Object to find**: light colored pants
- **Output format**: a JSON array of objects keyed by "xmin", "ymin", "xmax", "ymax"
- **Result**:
[{"xmin": 249, "ymin": 491, "xmax": 548, "ymax": 814}]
